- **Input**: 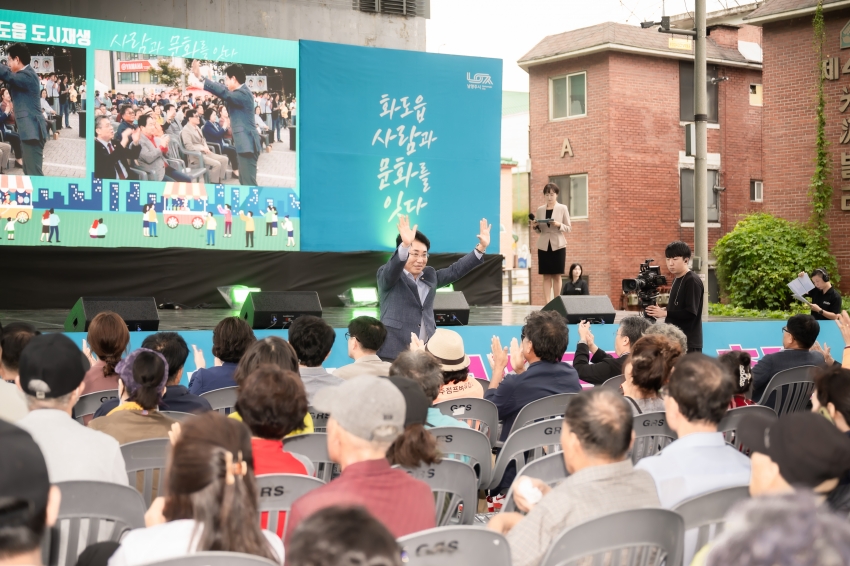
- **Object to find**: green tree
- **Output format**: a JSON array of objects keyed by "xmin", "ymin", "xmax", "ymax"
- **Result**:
[
  {"xmin": 810, "ymin": 0, "xmax": 833, "ymax": 233},
  {"xmin": 149, "ymin": 58, "xmax": 184, "ymax": 88},
  {"xmin": 713, "ymin": 213, "xmax": 839, "ymax": 310}
]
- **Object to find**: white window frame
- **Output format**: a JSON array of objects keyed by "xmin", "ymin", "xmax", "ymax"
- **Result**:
[
  {"xmin": 751, "ymin": 180, "xmax": 763, "ymax": 202},
  {"xmin": 550, "ymin": 173, "xmax": 589, "ymax": 220},
  {"xmin": 549, "ymin": 71, "xmax": 587, "ymax": 121}
]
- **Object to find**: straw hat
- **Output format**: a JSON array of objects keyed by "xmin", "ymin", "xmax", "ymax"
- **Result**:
[{"xmin": 425, "ymin": 328, "xmax": 470, "ymax": 371}]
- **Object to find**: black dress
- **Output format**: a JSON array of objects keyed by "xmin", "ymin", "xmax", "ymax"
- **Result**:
[{"xmin": 537, "ymin": 209, "xmax": 566, "ymax": 275}]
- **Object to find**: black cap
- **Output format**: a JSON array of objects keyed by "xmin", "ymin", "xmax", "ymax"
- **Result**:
[
  {"xmin": 19, "ymin": 333, "xmax": 88, "ymax": 399},
  {"xmin": 387, "ymin": 376, "xmax": 429, "ymax": 428},
  {"xmin": 0, "ymin": 420, "xmax": 50, "ymax": 524},
  {"xmin": 738, "ymin": 411, "xmax": 850, "ymax": 487}
]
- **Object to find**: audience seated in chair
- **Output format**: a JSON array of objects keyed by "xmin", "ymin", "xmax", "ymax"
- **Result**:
[
  {"xmin": 88, "ymin": 349, "xmax": 177, "ymax": 445},
  {"xmin": 93, "ymin": 332, "xmax": 212, "ymax": 419},
  {"xmin": 487, "ymin": 388, "xmax": 660, "ymax": 566},
  {"xmin": 385, "ymin": 375, "xmax": 442, "ymax": 468},
  {"xmin": 286, "ymin": 506, "xmax": 401, "ymax": 566},
  {"xmin": 0, "ymin": 419, "xmax": 62, "ymax": 566},
  {"xmin": 390, "ymin": 350, "xmax": 469, "ymax": 429},
  {"xmin": 426, "ymin": 328, "xmax": 484, "ymax": 403},
  {"xmin": 0, "ymin": 322, "xmax": 39, "ymax": 422},
  {"xmin": 622, "ymin": 335, "xmax": 682, "ymax": 416},
  {"xmin": 333, "ymin": 316, "xmax": 392, "ymax": 379},
  {"xmin": 188, "ymin": 317, "xmax": 256, "ymax": 396},
  {"xmin": 717, "ymin": 350, "xmax": 756, "ymax": 409},
  {"xmin": 284, "ymin": 376, "xmax": 436, "ymax": 543},
  {"xmin": 82, "ymin": 311, "xmax": 129, "ymax": 398},
  {"xmin": 15, "ymin": 333, "xmax": 128, "ymax": 485},
  {"xmin": 635, "ymin": 353, "xmax": 750, "ymax": 508},
  {"xmin": 106, "ymin": 412, "xmax": 284, "ymax": 566},
  {"xmin": 288, "ymin": 315, "xmax": 343, "ymax": 404},
  {"xmin": 573, "ymin": 316, "xmax": 650, "ymax": 385},
  {"xmin": 751, "ymin": 314, "xmax": 825, "ymax": 401},
  {"xmin": 643, "ymin": 321, "xmax": 688, "ymax": 353},
  {"xmin": 486, "ymin": 310, "xmax": 582, "ymax": 442}
]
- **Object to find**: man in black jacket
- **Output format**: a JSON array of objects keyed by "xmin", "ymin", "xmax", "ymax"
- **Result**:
[
  {"xmin": 751, "ymin": 314, "xmax": 826, "ymax": 402},
  {"xmin": 573, "ymin": 316, "xmax": 651, "ymax": 385},
  {"xmin": 94, "ymin": 116, "xmax": 140, "ymax": 180}
]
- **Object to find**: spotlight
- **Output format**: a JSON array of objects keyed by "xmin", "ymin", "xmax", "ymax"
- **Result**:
[{"xmin": 339, "ymin": 287, "xmax": 379, "ymax": 307}]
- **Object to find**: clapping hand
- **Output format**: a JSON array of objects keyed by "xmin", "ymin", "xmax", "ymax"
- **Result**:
[
  {"xmin": 192, "ymin": 344, "xmax": 206, "ymax": 370},
  {"xmin": 812, "ymin": 341, "xmax": 834, "ymax": 366},
  {"xmin": 81, "ymin": 339, "xmax": 96, "ymax": 366},
  {"xmin": 409, "ymin": 332, "xmax": 426, "ymax": 352},
  {"xmin": 509, "ymin": 337, "xmax": 526, "ymax": 374},
  {"xmin": 477, "ymin": 218, "xmax": 491, "ymax": 250},
  {"xmin": 489, "ymin": 335, "xmax": 508, "ymax": 371},
  {"xmin": 397, "ymin": 214, "xmax": 418, "ymax": 247}
]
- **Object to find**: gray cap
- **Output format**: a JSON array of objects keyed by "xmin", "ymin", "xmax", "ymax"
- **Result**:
[{"xmin": 312, "ymin": 376, "xmax": 406, "ymax": 442}]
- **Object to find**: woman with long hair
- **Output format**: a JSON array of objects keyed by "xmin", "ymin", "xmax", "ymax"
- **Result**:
[
  {"xmin": 82, "ymin": 311, "xmax": 130, "ymax": 395},
  {"xmin": 107, "ymin": 412, "xmax": 283, "ymax": 565},
  {"xmin": 621, "ymin": 335, "xmax": 682, "ymax": 415}
]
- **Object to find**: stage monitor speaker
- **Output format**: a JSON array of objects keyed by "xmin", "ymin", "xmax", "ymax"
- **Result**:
[
  {"xmin": 541, "ymin": 295, "xmax": 616, "ymax": 325},
  {"xmin": 240, "ymin": 291, "xmax": 322, "ymax": 329},
  {"xmin": 433, "ymin": 291, "xmax": 470, "ymax": 326},
  {"xmin": 64, "ymin": 297, "xmax": 160, "ymax": 332}
]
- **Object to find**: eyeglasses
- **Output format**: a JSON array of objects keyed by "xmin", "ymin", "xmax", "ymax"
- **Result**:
[
  {"xmin": 409, "ymin": 252, "xmax": 429, "ymax": 260},
  {"xmin": 345, "ymin": 332, "xmax": 351, "ymax": 339},
  {"xmin": 781, "ymin": 327, "xmax": 789, "ymax": 334}
]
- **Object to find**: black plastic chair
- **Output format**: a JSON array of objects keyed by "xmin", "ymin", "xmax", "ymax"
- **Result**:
[
  {"xmin": 717, "ymin": 405, "xmax": 777, "ymax": 454},
  {"xmin": 757, "ymin": 365, "xmax": 817, "ymax": 416}
]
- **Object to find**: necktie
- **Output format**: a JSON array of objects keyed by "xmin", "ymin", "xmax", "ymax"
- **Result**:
[{"xmin": 108, "ymin": 142, "xmax": 128, "ymax": 180}]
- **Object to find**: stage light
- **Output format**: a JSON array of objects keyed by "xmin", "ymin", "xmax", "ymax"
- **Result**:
[
  {"xmin": 218, "ymin": 285, "xmax": 261, "ymax": 308},
  {"xmin": 351, "ymin": 307, "xmax": 380, "ymax": 320},
  {"xmin": 339, "ymin": 287, "xmax": 379, "ymax": 307},
  {"xmin": 436, "ymin": 284, "xmax": 455, "ymax": 293}
]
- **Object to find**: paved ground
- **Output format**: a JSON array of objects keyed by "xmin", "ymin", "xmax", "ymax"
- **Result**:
[
  {"xmin": 221, "ymin": 126, "xmax": 296, "ymax": 188},
  {"xmin": 3, "ymin": 112, "xmax": 86, "ymax": 178}
]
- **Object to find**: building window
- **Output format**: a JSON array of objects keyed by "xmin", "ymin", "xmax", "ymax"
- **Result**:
[
  {"xmin": 750, "ymin": 180, "xmax": 763, "ymax": 202},
  {"xmin": 749, "ymin": 84, "xmax": 763, "ymax": 106},
  {"xmin": 356, "ymin": 0, "xmax": 425, "ymax": 17},
  {"xmin": 549, "ymin": 174, "xmax": 588, "ymax": 219},
  {"xmin": 679, "ymin": 62, "xmax": 718, "ymax": 123},
  {"xmin": 550, "ymin": 72, "xmax": 586, "ymax": 120},
  {"xmin": 680, "ymin": 169, "xmax": 720, "ymax": 223},
  {"xmin": 118, "ymin": 72, "xmax": 139, "ymax": 84}
]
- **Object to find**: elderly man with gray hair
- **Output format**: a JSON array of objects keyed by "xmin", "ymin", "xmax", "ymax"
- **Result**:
[
  {"xmin": 574, "ymin": 316, "xmax": 652, "ymax": 385},
  {"xmin": 644, "ymin": 321, "xmax": 688, "ymax": 352},
  {"xmin": 283, "ymin": 376, "xmax": 435, "ymax": 543}
]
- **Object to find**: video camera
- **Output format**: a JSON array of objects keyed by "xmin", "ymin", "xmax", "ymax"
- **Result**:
[{"xmin": 622, "ymin": 259, "xmax": 667, "ymax": 321}]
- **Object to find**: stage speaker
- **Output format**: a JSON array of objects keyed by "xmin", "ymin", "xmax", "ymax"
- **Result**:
[
  {"xmin": 240, "ymin": 291, "xmax": 322, "ymax": 329},
  {"xmin": 542, "ymin": 295, "xmax": 616, "ymax": 325},
  {"xmin": 433, "ymin": 291, "xmax": 470, "ymax": 326},
  {"xmin": 64, "ymin": 297, "xmax": 160, "ymax": 332}
]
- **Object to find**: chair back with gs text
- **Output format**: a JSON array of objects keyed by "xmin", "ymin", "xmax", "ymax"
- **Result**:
[
  {"xmin": 255, "ymin": 473, "xmax": 325, "ymax": 536},
  {"xmin": 397, "ymin": 526, "xmax": 512, "ymax": 566},
  {"xmin": 510, "ymin": 393, "xmax": 577, "ymax": 433},
  {"xmin": 430, "ymin": 427, "xmax": 494, "ymax": 489},
  {"xmin": 200, "ymin": 386, "xmax": 238, "ymax": 415},
  {"xmin": 398, "ymin": 459, "xmax": 479, "ymax": 526},
  {"xmin": 630, "ymin": 412, "xmax": 677, "ymax": 465},
  {"xmin": 307, "ymin": 406, "xmax": 329, "ymax": 432},
  {"xmin": 73, "ymin": 390, "xmax": 118, "ymax": 423},
  {"xmin": 487, "ymin": 420, "xmax": 564, "ymax": 491},
  {"xmin": 757, "ymin": 365, "xmax": 816, "ymax": 416},
  {"xmin": 501, "ymin": 451, "xmax": 569, "ymax": 513},
  {"xmin": 433, "ymin": 398, "xmax": 500, "ymax": 447},
  {"xmin": 120, "ymin": 437, "xmax": 170, "ymax": 507}
]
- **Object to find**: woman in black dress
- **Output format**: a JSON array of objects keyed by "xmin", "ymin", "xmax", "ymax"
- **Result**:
[
  {"xmin": 561, "ymin": 263, "xmax": 589, "ymax": 295},
  {"xmin": 533, "ymin": 183, "xmax": 572, "ymax": 302}
]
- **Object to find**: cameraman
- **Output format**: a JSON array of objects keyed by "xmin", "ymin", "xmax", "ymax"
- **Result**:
[{"xmin": 645, "ymin": 241, "xmax": 704, "ymax": 353}]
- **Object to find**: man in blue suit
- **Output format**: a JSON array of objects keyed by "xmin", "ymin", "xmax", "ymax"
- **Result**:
[
  {"xmin": 191, "ymin": 60, "xmax": 260, "ymax": 186},
  {"xmin": 377, "ymin": 215, "xmax": 490, "ymax": 360},
  {"xmin": 0, "ymin": 44, "xmax": 48, "ymax": 176}
]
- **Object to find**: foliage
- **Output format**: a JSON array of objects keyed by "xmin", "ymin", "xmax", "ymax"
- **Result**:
[
  {"xmin": 150, "ymin": 59, "xmax": 184, "ymax": 88},
  {"xmin": 810, "ymin": 0, "xmax": 833, "ymax": 232},
  {"xmin": 713, "ymin": 213, "xmax": 839, "ymax": 310},
  {"xmin": 708, "ymin": 303, "xmax": 809, "ymax": 320},
  {"xmin": 512, "ymin": 210, "xmax": 529, "ymax": 225}
]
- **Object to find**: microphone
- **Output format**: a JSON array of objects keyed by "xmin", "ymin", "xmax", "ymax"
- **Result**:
[{"xmin": 528, "ymin": 213, "xmax": 535, "ymax": 221}]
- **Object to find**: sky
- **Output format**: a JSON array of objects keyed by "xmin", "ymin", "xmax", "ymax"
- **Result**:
[{"xmin": 426, "ymin": 0, "xmax": 750, "ymax": 91}]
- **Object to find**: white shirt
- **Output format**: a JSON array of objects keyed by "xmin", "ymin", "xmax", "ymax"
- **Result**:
[
  {"xmin": 0, "ymin": 380, "xmax": 27, "ymax": 422},
  {"xmin": 16, "ymin": 409, "xmax": 128, "ymax": 485},
  {"xmin": 634, "ymin": 431, "xmax": 751, "ymax": 508},
  {"xmin": 108, "ymin": 519, "xmax": 284, "ymax": 566}
]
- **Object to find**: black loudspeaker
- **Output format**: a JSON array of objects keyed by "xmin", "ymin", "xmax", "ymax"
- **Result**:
[
  {"xmin": 433, "ymin": 291, "xmax": 470, "ymax": 326},
  {"xmin": 542, "ymin": 295, "xmax": 616, "ymax": 325},
  {"xmin": 64, "ymin": 297, "xmax": 160, "ymax": 332},
  {"xmin": 239, "ymin": 291, "xmax": 322, "ymax": 329}
]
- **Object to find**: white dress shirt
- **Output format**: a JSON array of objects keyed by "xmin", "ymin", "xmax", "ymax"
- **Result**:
[{"xmin": 16, "ymin": 409, "xmax": 128, "ymax": 485}]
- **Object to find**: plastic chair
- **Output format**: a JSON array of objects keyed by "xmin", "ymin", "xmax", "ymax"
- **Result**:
[
  {"xmin": 433, "ymin": 398, "xmax": 500, "ymax": 448},
  {"xmin": 511, "ymin": 393, "xmax": 577, "ymax": 432},
  {"xmin": 73, "ymin": 390, "xmax": 118, "ymax": 423},
  {"xmin": 120, "ymin": 437, "xmax": 170, "ymax": 507},
  {"xmin": 255, "ymin": 473, "xmax": 325, "ymax": 535},
  {"xmin": 168, "ymin": 133, "xmax": 207, "ymax": 181},
  {"xmin": 160, "ymin": 411, "xmax": 195, "ymax": 422},
  {"xmin": 397, "ymin": 459, "xmax": 479, "ymax": 526},
  {"xmin": 717, "ymin": 405, "xmax": 777, "ymax": 453},
  {"xmin": 200, "ymin": 386, "xmax": 238, "ymax": 415},
  {"xmin": 599, "ymin": 374, "xmax": 625, "ymax": 389},
  {"xmin": 501, "ymin": 451, "xmax": 569, "ymax": 513},
  {"xmin": 283, "ymin": 433, "xmax": 338, "ymax": 482},
  {"xmin": 758, "ymin": 365, "xmax": 817, "ymax": 416},
  {"xmin": 398, "ymin": 526, "xmax": 511, "ymax": 566},
  {"xmin": 487, "ymin": 420, "xmax": 564, "ymax": 491},
  {"xmin": 430, "ymin": 427, "xmax": 494, "ymax": 489},
  {"xmin": 539, "ymin": 508, "xmax": 685, "ymax": 566},
  {"xmin": 672, "ymin": 486, "xmax": 750, "ymax": 566},
  {"xmin": 140, "ymin": 552, "xmax": 279, "ymax": 566},
  {"xmin": 45, "ymin": 481, "xmax": 146, "ymax": 566},
  {"xmin": 630, "ymin": 412, "xmax": 677, "ymax": 465},
  {"xmin": 308, "ymin": 406, "xmax": 329, "ymax": 432}
]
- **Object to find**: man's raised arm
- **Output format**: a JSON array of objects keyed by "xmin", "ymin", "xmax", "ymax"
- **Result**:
[{"xmin": 436, "ymin": 218, "xmax": 490, "ymax": 287}]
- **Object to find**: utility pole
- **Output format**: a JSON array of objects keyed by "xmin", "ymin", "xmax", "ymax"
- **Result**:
[{"xmin": 694, "ymin": 0, "xmax": 709, "ymax": 317}]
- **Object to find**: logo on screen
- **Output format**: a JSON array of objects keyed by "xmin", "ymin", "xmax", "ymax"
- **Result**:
[{"xmin": 466, "ymin": 73, "xmax": 493, "ymax": 90}]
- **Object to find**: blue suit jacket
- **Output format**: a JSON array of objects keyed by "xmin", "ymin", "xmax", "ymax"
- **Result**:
[
  {"xmin": 376, "ymin": 249, "xmax": 483, "ymax": 360},
  {"xmin": 203, "ymin": 79, "xmax": 260, "ymax": 156},
  {"xmin": 188, "ymin": 362, "xmax": 239, "ymax": 396},
  {"xmin": 0, "ymin": 65, "xmax": 47, "ymax": 142}
]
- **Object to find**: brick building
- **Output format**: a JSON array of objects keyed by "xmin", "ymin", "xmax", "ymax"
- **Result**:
[
  {"xmin": 747, "ymin": 0, "xmax": 850, "ymax": 292},
  {"xmin": 520, "ymin": 20, "xmax": 765, "ymax": 306}
]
